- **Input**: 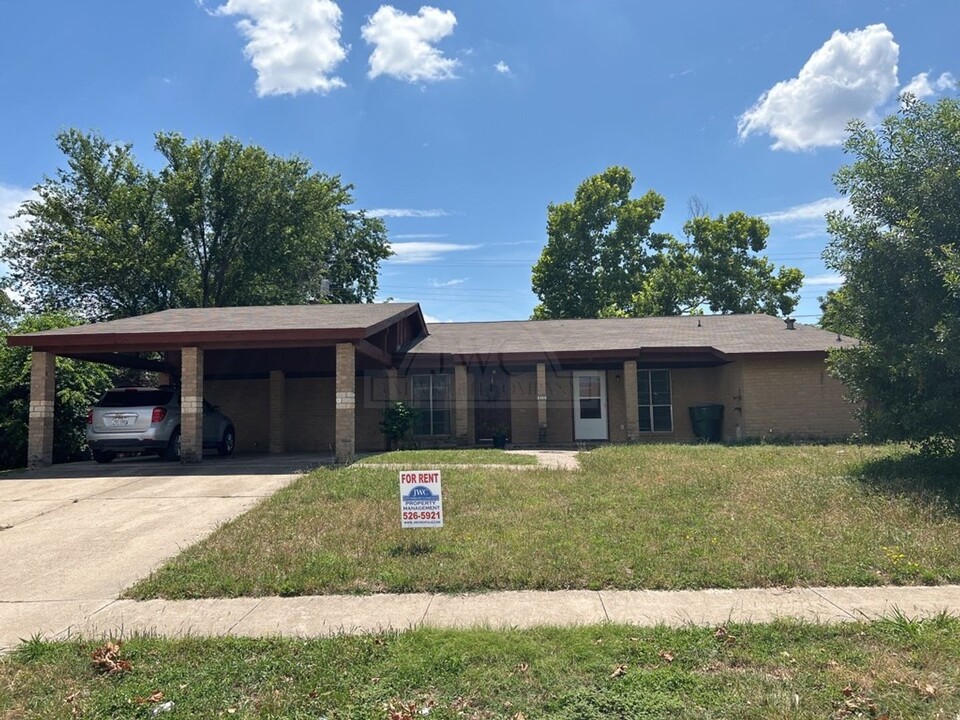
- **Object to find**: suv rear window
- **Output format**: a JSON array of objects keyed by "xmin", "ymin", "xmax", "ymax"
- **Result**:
[{"xmin": 97, "ymin": 390, "xmax": 175, "ymax": 408}]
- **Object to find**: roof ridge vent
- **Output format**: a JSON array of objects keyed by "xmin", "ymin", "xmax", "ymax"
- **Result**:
[{"xmin": 784, "ymin": 317, "xmax": 796, "ymax": 330}]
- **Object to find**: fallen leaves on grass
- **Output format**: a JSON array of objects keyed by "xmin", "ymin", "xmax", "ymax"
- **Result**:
[
  {"xmin": 913, "ymin": 680, "xmax": 937, "ymax": 699},
  {"xmin": 832, "ymin": 686, "xmax": 888, "ymax": 719},
  {"xmin": 386, "ymin": 697, "xmax": 436, "ymax": 719},
  {"xmin": 134, "ymin": 690, "xmax": 165, "ymax": 705},
  {"xmin": 658, "ymin": 650, "xmax": 675, "ymax": 663},
  {"xmin": 610, "ymin": 664, "xmax": 628, "ymax": 679},
  {"xmin": 91, "ymin": 641, "xmax": 131, "ymax": 675},
  {"xmin": 714, "ymin": 626, "xmax": 737, "ymax": 645}
]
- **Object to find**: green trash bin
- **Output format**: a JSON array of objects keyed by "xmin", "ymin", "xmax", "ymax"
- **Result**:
[{"xmin": 688, "ymin": 404, "xmax": 724, "ymax": 442}]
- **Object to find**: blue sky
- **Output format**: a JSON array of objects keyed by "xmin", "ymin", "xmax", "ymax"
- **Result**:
[{"xmin": 0, "ymin": 1, "xmax": 956, "ymax": 323}]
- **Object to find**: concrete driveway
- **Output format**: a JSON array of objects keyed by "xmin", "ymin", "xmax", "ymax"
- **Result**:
[{"xmin": 0, "ymin": 454, "xmax": 321, "ymax": 651}]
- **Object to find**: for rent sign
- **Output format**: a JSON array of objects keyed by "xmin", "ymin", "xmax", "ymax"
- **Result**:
[{"xmin": 399, "ymin": 470, "xmax": 443, "ymax": 528}]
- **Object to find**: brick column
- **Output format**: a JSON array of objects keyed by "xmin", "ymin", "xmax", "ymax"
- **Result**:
[
  {"xmin": 454, "ymin": 364, "xmax": 469, "ymax": 445},
  {"xmin": 335, "ymin": 343, "xmax": 355, "ymax": 464},
  {"xmin": 28, "ymin": 351, "xmax": 55, "ymax": 468},
  {"xmin": 269, "ymin": 370, "xmax": 285, "ymax": 455},
  {"xmin": 180, "ymin": 347, "xmax": 204, "ymax": 463},
  {"xmin": 536, "ymin": 362, "xmax": 547, "ymax": 444},
  {"xmin": 623, "ymin": 360, "xmax": 639, "ymax": 441}
]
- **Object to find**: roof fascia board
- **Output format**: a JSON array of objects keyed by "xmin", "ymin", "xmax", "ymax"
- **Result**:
[{"xmin": 6, "ymin": 328, "xmax": 368, "ymax": 352}]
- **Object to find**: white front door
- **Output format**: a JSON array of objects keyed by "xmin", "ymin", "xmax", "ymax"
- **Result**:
[{"xmin": 573, "ymin": 371, "xmax": 608, "ymax": 440}]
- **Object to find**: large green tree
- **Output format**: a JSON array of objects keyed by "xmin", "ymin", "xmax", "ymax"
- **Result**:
[
  {"xmin": 3, "ymin": 130, "xmax": 391, "ymax": 320},
  {"xmin": 824, "ymin": 96, "xmax": 960, "ymax": 448},
  {"xmin": 531, "ymin": 167, "xmax": 803, "ymax": 319},
  {"xmin": 0, "ymin": 313, "xmax": 114, "ymax": 469}
]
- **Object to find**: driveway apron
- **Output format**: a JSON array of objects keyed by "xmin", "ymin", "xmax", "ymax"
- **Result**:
[{"xmin": 0, "ymin": 455, "xmax": 314, "ymax": 650}]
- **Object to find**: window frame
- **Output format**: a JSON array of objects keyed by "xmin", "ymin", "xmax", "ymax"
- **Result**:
[
  {"xmin": 410, "ymin": 373, "xmax": 452, "ymax": 437},
  {"xmin": 637, "ymin": 369, "xmax": 673, "ymax": 433}
]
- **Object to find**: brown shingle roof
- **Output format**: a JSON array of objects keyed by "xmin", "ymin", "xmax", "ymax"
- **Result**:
[
  {"xmin": 7, "ymin": 303, "xmax": 423, "ymax": 351},
  {"xmin": 405, "ymin": 314, "xmax": 854, "ymax": 357}
]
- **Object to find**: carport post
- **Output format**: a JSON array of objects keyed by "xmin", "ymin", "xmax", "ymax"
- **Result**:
[
  {"xmin": 536, "ymin": 362, "xmax": 547, "ymax": 444},
  {"xmin": 335, "ymin": 342, "xmax": 355, "ymax": 464},
  {"xmin": 27, "ymin": 351, "xmax": 56, "ymax": 468},
  {"xmin": 623, "ymin": 360, "xmax": 639, "ymax": 441},
  {"xmin": 269, "ymin": 370, "xmax": 285, "ymax": 454},
  {"xmin": 180, "ymin": 347, "xmax": 204, "ymax": 463},
  {"xmin": 454, "ymin": 364, "xmax": 469, "ymax": 445}
]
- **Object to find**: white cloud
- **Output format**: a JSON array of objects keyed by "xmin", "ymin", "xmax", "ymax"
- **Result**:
[
  {"xmin": 369, "ymin": 208, "xmax": 450, "ymax": 218},
  {"xmin": 803, "ymin": 273, "xmax": 845, "ymax": 286},
  {"xmin": 389, "ymin": 241, "xmax": 480, "ymax": 263},
  {"xmin": 761, "ymin": 197, "xmax": 849, "ymax": 224},
  {"xmin": 361, "ymin": 5, "xmax": 459, "ymax": 83},
  {"xmin": 494, "ymin": 60, "xmax": 511, "ymax": 75},
  {"xmin": 429, "ymin": 278, "xmax": 465, "ymax": 287},
  {"xmin": 901, "ymin": 71, "xmax": 956, "ymax": 101},
  {"xmin": 392, "ymin": 233, "xmax": 448, "ymax": 239},
  {"xmin": 0, "ymin": 183, "xmax": 36, "ymax": 237},
  {"xmin": 215, "ymin": 0, "xmax": 348, "ymax": 96},
  {"xmin": 422, "ymin": 312, "xmax": 454, "ymax": 324},
  {"xmin": 738, "ymin": 24, "xmax": 900, "ymax": 151}
]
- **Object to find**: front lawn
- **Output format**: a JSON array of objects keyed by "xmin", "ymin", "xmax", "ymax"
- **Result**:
[
  {"xmin": 128, "ymin": 444, "xmax": 960, "ymax": 598},
  {"xmin": 3, "ymin": 617, "xmax": 959, "ymax": 719},
  {"xmin": 358, "ymin": 449, "xmax": 539, "ymax": 466}
]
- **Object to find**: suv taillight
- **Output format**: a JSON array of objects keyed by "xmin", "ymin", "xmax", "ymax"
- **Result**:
[
  {"xmin": 87, "ymin": 409, "xmax": 93, "ymax": 424},
  {"xmin": 151, "ymin": 407, "xmax": 167, "ymax": 423}
]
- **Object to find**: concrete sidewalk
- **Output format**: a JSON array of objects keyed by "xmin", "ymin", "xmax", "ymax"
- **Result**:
[{"xmin": 3, "ymin": 585, "xmax": 958, "ymax": 651}]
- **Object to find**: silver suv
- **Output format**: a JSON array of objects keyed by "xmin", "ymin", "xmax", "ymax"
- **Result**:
[{"xmin": 86, "ymin": 386, "xmax": 236, "ymax": 463}]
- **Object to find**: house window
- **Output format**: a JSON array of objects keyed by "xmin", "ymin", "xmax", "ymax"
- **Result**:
[
  {"xmin": 411, "ymin": 374, "xmax": 451, "ymax": 436},
  {"xmin": 638, "ymin": 369, "xmax": 672, "ymax": 432}
]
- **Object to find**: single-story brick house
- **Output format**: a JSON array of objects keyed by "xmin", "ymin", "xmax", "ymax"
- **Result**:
[{"xmin": 9, "ymin": 303, "xmax": 858, "ymax": 467}]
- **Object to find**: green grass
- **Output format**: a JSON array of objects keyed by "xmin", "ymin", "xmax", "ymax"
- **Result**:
[
  {"xmin": 358, "ymin": 449, "xmax": 539, "ymax": 466},
  {"xmin": 3, "ymin": 617, "xmax": 960, "ymax": 719},
  {"xmin": 128, "ymin": 443, "xmax": 960, "ymax": 598}
]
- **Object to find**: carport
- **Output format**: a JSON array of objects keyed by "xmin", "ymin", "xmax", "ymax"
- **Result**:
[{"xmin": 7, "ymin": 304, "xmax": 427, "ymax": 468}]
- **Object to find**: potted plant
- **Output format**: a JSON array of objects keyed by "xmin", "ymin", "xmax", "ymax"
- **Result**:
[{"xmin": 490, "ymin": 425, "xmax": 509, "ymax": 449}]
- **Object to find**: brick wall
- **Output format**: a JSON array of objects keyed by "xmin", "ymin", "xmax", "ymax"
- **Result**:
[
  {"xmin": 357, "ymin": 374, "xmax": 389, "ymax": 452},
  {"xmin": 205, "ymin": 379, "xmax": 270, "ymax": 453},
  {"xmin": 738, "ymin": 354, "xmax": 859, "ymax": 439},
  {"xmin": 607, "ymin": 370, "xmax": 627, "ymax": 442},
  {"xmin": 285, "ymin": 377, "xmax": 336, "ymax": 453},
  {"xmin": 546, "ymin": 371, "xmax": 574, "ymax": 443},
  {"xmin": 510, "ymin": 371, "xmax": 540, "ymax": 444}
]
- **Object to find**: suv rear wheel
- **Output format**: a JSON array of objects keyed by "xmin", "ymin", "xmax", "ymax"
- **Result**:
[
  {"xmin": 164, "ymin": 429, "xmax": 181, "ymax": 462},
  {"xmin": 218, "ymin": 426, "xmax": 236, "ymax": 457}
]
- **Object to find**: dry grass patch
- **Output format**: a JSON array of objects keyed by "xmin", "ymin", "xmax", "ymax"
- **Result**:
[{"xmin": 127, "ymin": 443, "xmax": 960, "ymax": 599}]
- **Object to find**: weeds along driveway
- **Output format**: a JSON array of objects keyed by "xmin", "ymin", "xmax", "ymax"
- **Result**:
[{"xmin": 0, "ymin": 454, "xmax": 316, "ymax": 650}]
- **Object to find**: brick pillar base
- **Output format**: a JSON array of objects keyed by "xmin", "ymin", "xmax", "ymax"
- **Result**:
[
  {"xmin": 623, "ymin": 360, "xmax": 639, "ymax": 441},
  {"xmin": 180, "ymin": 347, "xmax": 204, "ymax": 463},
  {"xmin": 28, "ymin": 351, "xmax": 56, "ymax": 468},
  {"xmin": 269, "ymin": 369, "xmax": 285, "ymax": 454},
  {"xmin": 335, "ymin": 343, "xmax": 356, "ymax": 464},
  {"xmin": 536, "ymin": 362, "xmax": 548, "ymax": 444}
]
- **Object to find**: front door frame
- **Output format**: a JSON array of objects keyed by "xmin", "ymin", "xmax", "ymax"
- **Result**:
[{"xmin": 572, "ymin": 370, "xmax": 608, "ymax": 441}]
